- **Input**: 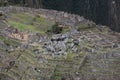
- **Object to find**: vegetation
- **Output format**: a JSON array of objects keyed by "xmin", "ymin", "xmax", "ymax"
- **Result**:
[
  {"xmin": 0, "ymin": 5, "xmax": 119, "ymax": 80},
  {"xmin": 47, "ymin": 22, "xmax": 63, "ymax": 34},
  {"xmin": 77, "ymin": 24, "xmax": 96, "ymax": 31},
  {"xmin": 9, "ymin": 13, "xmax": 52, "ymax": 35},
  {"xmin": 0, "ymin": 35, "xmax": 11, "ymax": 46},
  {"xmin": 52, "ymin": 75, "xmax": 62, "ymax": 80},
  {"xmin": 52, "ymin": 22, "xmax": 63, "ymax": 34},
  {"xmin": 0, "ymin": 11, "xmax": 3, "ymax": 16},
  {"xmin": 9, "ymin": 21, "xmax": 34, "ymax": 31},
  {"xmin": 8, "ymin": 21, "xmax": 45, "ymax": 34}
]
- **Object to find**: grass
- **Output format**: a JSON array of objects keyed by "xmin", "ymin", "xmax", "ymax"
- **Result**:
[
  {"xmin": 10, "ymin": 12, "xmax": 50, "ymax": 26},
  {"xmin": 14, "ymin": 13, "xmax": 34, "ymax": 19},
  {"xmin": 10, "ymin": 68, "xmax": 22, "ymax": 77},
  {"xmin": 0, "ymin": 21, "xmax": 6, "ymax": 28},
  {"xmin": 8, "ymin": 12, "xmax": 53, "ymax": 35},
  {"xmin": 56, "ymin": 65, "xmax": 65, "ymax": 68},
  {"xmin": 66, "ymin": 51, "xmax": 78, "ymax": 60},
  {"xmin": 35, "ymin": 16, "xmax": 50, "ymax": 25},
  {"xmin": 52, "ymin": 75, "xmax": 62, "ymax": 80},
  {"xmin": 0, "ymin": 35, "xmax": 11, "ymax": 46},
  {"xmin": 8, "ymin": 13, "xmax": 72, "ymax": 36},
  {"xmin": 62, "ymin": 27, "xmax": 71, "ymax": 33},
  {"xmin": 10, "ymin": 13, "xmax": 34, "ymax": 22},
  {"xmin": 8, "ymin": 21, "xmax": 45, "ymax": 34},
  {"xmin": 77, "ymin": 24, "xmax": 96, "ymax": 31},
  {"xmin": 1, "ymin": 73, "xmax": 16, "ymax": 80},
  {"xmin": 21, "ymin": 51, "xmax": 37, "ymax": 65},
  {"xmin": 9, "ymin": 21, "xmax": 35, "ymax": 31}
]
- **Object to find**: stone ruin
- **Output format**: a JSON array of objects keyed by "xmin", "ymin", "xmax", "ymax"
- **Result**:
[
  {"xmin": 43, "ymin": 30, "xmax": 81, "ymax": 57},
  {"xmin": 1, "ymin": 26, "xmax": 28, "ymax": 41}
]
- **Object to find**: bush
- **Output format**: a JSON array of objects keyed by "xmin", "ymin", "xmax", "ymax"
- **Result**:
[
  {"xmin": 0, "ymin": 12, "xmax": 3, "ymax": 17},
  {"xmin": 48, "ymin": 22, "xmax": 63, "ymax": 34}
]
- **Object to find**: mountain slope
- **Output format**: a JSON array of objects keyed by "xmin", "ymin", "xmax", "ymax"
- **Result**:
[{"xmin": 0, "ymin": 7, "xmax": 120, "ymax": 80}]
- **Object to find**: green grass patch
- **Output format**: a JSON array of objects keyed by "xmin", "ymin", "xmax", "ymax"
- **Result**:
[
  {"xmin": 8, "ymin": 13, "xmax": 52, "ymax": 35},
  {"xmin": 52, "ymin": 75, "xmax": 62, "ymax": 79},
  {"xmin": 62, "ymin": 27, "xmax": 71, "ymax": 33},
  {"xmin": 9, "ymin": 21, "xmax": 35, "ymax": 31},
  {"xmin": 8, "ymin": 21, "xmax": 45, "ymax": 34},
  {"xmin": 35, "ymin": 16, "xmax": 49, "ymax": 25},
  {"xmin": 9, "ymin": 13, "xmax": 34, "ymax": 24},
  {"xmin": 66, "ymin": 51, "xmax": 78, "ymax": 60},
  {"xmin": 15, "ymin": 13, "xmax": 33, "ymax": 19},
  {"xmin": 10, "ymin": 13, "xmax": 50, "ymax": 26},
  {"xmin": 10, "ymin": 13, "xmax": 34, "ymax": 20},
  {"xmin": 77, "ymin": 24, "xmax": 96, "ymax": 31},
  {"xmin": 56, "ymin": 65, "xmax": 65, "ymax": 68}
]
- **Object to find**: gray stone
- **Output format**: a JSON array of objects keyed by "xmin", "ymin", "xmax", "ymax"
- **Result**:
[
  {"xmin": 72, "ymin": 46, "xmax": 78, "ymax": 53},
  {"xmin": 63, "ymin": 38, "xmax": 68, "ymax": 44},
  {"xmin": 70, "ymin": 29, "xmax": 80, "ymax": 35},
  {"xmin": 118, "ymin": 44, "xmax": 120, "ymax": 48},
  {"xmin": 70, "ymin": 43, "xmax": 74, "ymax": 48},
  {"xmin": 73, "ymin": 39, "xmax": 79, "ymax": 45},
  {"xmin": 64, "ymin": 13, "xmax": 69, "ymax": 18},
  {"xmin": 112, "ymin": 43, "xmax": 119, "ymax": 48}
]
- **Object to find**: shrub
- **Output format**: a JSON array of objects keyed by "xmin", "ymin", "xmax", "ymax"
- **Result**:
[
  {"xmin": 0, "ymin": 12, "xmax": 3, "ymax": 16},
  {"xmin": 51, "ymin": 22, "xmax": 63, "ymax": 34},
  {"xmin": 0, "ymin": 11, "xmax": 4, "ymax": 19}
]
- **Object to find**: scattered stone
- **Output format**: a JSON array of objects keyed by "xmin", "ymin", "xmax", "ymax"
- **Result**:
[{"xmin": 72, "ymin": 46, "xmax": 78, "ymax": 53}]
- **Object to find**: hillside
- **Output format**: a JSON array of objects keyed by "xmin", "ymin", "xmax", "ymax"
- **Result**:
[
  {"xmin": 0, "ymin": 0, "xmax": 120, "ymax": 32},
  {"xmin": 0, "ymin": 6, "xmax": 120, "ymax": 80}
]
